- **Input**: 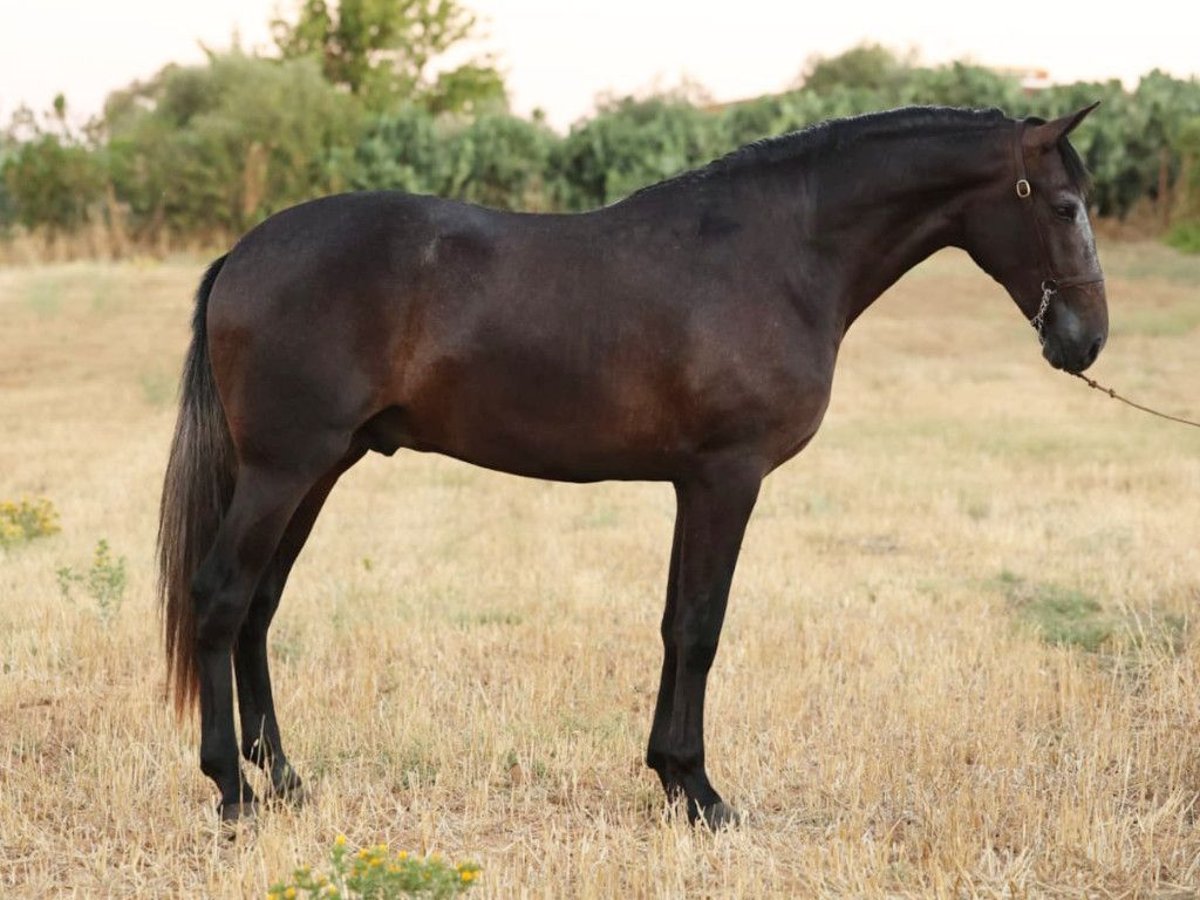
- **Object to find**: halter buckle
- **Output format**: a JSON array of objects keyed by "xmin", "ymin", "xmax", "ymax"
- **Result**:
[{"xmin": 1015, "ymin": 179, "xmax": 1031, "ymax": 198}]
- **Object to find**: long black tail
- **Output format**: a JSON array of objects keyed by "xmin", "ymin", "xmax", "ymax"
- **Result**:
[{"xmin": 157, "ymin": 255, "xmax": 235, "ymax": 719}]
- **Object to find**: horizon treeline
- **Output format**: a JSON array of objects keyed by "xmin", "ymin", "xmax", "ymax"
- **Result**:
[{"xmin": 2, "ymin": 4, "xmax": 1199, "ymax": 256}]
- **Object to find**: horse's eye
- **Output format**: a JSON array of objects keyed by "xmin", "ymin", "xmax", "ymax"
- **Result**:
[{"xmin": 1054, "ymin": 204, "xmax": 1077, "ymax": 221}]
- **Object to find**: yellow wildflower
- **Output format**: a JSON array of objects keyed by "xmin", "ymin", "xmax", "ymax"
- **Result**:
[{"xmin": 334, "ymin": 834, "xmax": 347, "ymax": 848}]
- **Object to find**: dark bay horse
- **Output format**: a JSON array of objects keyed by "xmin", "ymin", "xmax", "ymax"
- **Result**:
[{"xmin": 159, "ymin": 104, "xmax": 1108, "ymax": 826}]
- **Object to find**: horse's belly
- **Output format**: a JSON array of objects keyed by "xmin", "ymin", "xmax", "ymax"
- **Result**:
[{"xmin": 412, "ymin": 396, "xmax": 690, "ymax": 482}]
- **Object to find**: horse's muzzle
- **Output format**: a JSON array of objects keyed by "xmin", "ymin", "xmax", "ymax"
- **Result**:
[{"xmin": 1042, "ymin": 283, "xmax": 1108, "ymax": 374}]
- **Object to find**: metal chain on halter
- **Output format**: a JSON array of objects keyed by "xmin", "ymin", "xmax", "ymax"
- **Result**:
[{"xmin": 1029, "ymin": 281, "xmax": 1054, "ymax": 345}]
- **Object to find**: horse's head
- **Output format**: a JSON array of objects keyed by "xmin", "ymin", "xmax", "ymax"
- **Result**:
[{"xmin": 961, "ymin": 104, "xmax": 1108, "ymax": 374}]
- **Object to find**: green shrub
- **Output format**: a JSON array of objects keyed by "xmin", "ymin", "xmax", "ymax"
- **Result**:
[
  {"xmin": 0, "ymin": 497, "xmax": 61, "ymax": 547},
  {"xmin": 269, "ymin": 837, "xmax": 480, "ymax": 899}
]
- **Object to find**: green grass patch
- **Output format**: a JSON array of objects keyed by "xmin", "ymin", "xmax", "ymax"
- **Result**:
[
  {"xmin": 1166, "ymin": 221, "xmax": 1200, "ymax": 255},
  {"xmin": 991, "ymin": 570, "xmax": 1187, "ymax": 656},
  {"xmin": 22, "ymin": 277, "xmax": 64, "ymax": 317},
  {"xmin": 993, "ymin": 570, "xmax": 1113, "ymax": 651}
]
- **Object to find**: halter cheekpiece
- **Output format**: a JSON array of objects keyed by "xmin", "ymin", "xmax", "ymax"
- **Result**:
[{"xmin": 1010, "ymin": 121, "xmax": 1104, "ymax": 344}]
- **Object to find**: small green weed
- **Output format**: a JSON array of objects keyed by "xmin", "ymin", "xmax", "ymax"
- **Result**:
[
  {"xmin": 961, "ymin": 496, "xmax": 990, "ymax": 522},
  {"xmin": 454, "ymin": 609, "xmax": 523, "ymax": 628},
  {"xmin": 0, "ymin": 497, "xmax": 61, "ymax": 547},
  {"xmin": 57, "ymin": 539, "xmax": 127, "ymax": 622},
  {"xmin": 138, "ymin": 369, "xmax": 175, "ymax": 408},
  {"xmin": 269, "ymin": 837, "xmax": 480, "ymax": 899},
  {"xmin": 23, "ymin": 278, "xmax": 63, "ymax": 317}
]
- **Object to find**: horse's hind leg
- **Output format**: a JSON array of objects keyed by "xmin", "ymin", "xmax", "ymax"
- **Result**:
[
  {"xmin": 234, "ymin": 446, "xmax": 365, "ymax": 802},
  {"xmin": 193, "ymin": 455, "xmax": 343, "ymax": 821}
]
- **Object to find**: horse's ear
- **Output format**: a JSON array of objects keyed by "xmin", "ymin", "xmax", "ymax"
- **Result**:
[{"xmin": 1025, "ymin": 101, "xmax": 1101, "ymax": 149}]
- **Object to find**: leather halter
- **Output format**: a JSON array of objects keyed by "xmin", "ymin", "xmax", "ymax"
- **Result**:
[{"xmin": 1010, "ymin": 122, "xmax": 1104, "ymax": 337}]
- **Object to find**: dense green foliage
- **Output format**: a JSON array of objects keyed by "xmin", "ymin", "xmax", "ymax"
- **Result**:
[
  {"xmin": 103, "ymin": 53, "xmax": 361, "ymax": 236},
  {"xmin": 334, "ymin": 108, "xmax": 556, "ymax": 209},
  {"xmin": 550, "ymin": 96, "xmax": 728, "ymax": 209},
  {"xmin": 3, "ymin": 32, "xmax": 1199, "ymax": 250}
]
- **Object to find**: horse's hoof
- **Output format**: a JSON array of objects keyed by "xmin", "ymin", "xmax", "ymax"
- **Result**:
[
  {"xmin": 269, "ymin": 781, "xmax": 308, "ymax": 808},
  {"xmin": 219, "ymin": 800, "xmax": 260, "ymax": 828},
  {"xmin": 697, "ymin": 801, "xmax": 742, "ymax": 830}
]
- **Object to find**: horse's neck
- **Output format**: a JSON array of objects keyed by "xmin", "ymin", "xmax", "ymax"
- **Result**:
[{"xmin": 804, "ymin": 130, "xmax": 1004, "ymax": 333}]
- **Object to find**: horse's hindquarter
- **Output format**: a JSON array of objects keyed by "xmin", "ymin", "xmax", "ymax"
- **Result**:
[{"xmin": 211, "ymin": 192, "xmax": 836, "ymax": 481}]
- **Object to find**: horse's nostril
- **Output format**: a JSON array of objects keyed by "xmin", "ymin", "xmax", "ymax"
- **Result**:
[{"xmin": 1086, "ymin": 336, "xmax": 1103, "ymax": 366}]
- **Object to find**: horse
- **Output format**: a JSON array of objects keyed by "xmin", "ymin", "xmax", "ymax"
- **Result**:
[{"xmin": 158, "ymin": 104, "xmax": 1108, "ymax": 827}]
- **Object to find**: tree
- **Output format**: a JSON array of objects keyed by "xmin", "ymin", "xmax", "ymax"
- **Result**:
[
  {"xmin": 103, "ymin": 51, "xmax": 362, "ymax": 237},
  {"xmin": 1, "ymin": 97, "xmax": 104, "ymax": 234},
  {"xmin": 331, "ymin": 106, "xmax": 555, "ymax": 210},
  {"xmin": 550, "ymin": 97, "xmax": 729, "ymax": 210},
  {"xmin": 272, "ymin": 0, "xmax": 507, "ymax": 114},
  {"xmin": 800, "ymin": 44, "xmax": 914, "ymax": 95}
]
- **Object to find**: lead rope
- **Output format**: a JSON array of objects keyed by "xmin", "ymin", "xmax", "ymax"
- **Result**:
[
  {"xmin": 1025, "ymin": 297, "xmax": 1200, "ymax": 429},
  {"xmin": 1068, "ymin": 371, "xmax": 1200, "ymax": 429}
]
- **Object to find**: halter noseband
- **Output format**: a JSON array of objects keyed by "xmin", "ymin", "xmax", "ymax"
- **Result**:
[{"xmin": 1011, "ymin": 121, "xmax": 1104, "ymax": 344}]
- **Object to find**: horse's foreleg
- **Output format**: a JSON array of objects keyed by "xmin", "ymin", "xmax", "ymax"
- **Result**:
[
  {"xmin": 234, "ymin": 448, "xmax": 365, "ymax": 803},
  {"xmin": 646, "ymin": 460, "xmax": 761, "ymax": 827}
]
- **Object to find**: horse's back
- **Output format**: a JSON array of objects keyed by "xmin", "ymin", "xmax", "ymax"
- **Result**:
[{"xmin": 204, "ymin": 191, "xmax": 830, "ymax": 480}]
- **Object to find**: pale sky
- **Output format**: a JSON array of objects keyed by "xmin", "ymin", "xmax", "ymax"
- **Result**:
[{"xmin": 2, "ymin": 0, "xmax": 1196, "ymax": 131}]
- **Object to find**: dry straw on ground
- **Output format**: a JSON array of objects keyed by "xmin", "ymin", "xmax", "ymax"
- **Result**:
[{"xmin": 1, "ymin": 246, "xmax": 1198, "ymax": 897}]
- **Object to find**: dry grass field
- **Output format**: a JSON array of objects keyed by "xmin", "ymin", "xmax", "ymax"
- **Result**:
[{"xmin": 2, "ymin": 244, "xmax": 1199, "ymax": 897}]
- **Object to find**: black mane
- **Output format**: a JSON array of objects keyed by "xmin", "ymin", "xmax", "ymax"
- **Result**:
[{"xmin": 627, "ymin": 105, "xmax": 1090, "ymax": 200}]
